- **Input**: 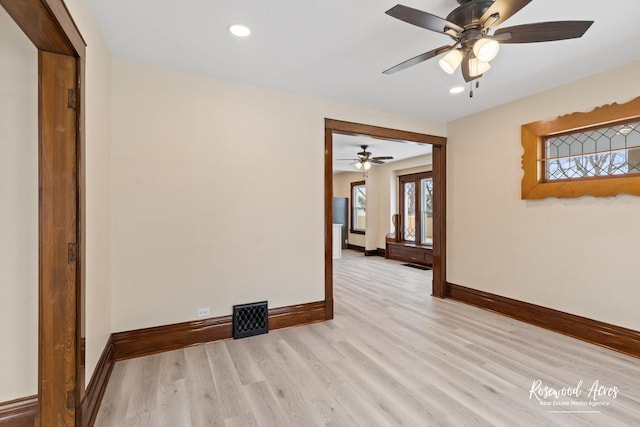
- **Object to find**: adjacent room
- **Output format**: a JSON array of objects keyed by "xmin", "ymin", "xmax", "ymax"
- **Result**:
[{"xmin": 1, "ymin": 0, "xmax": 640, "ymax": 426}]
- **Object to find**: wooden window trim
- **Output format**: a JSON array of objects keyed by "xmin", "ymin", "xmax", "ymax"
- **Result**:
[
  {"xmin": 398, "ymin": 171, "xmax": 432, "ymax": 245},
  {"xmin": 350, "ymin": 181, "xmax": 366, "ymax": 234},
  {"xmin": 522, "ymin": 96, "xmax": 640, "ymax": 199}
]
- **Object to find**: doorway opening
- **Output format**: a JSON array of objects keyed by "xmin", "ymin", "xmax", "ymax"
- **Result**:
[{"xmin": 324, "ymin": 119, "xmax": 447, "ymax": 320}]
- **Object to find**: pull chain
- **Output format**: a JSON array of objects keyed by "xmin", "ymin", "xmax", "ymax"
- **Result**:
[{"xmin": 469, "ymin": 80, "xmax": 480, "ymax": 98}]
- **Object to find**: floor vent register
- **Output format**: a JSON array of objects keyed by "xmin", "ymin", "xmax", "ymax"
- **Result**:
[{"xmin": 232, "ymin": 301, "xmax": 268, "ymax": 339}]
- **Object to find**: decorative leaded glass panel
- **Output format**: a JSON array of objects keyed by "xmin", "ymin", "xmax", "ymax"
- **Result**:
[
  {"xmin": 544, "ymin": 121, "xmax": 640, "ymax": 180},
  {"xmin": 420, "ymin": 178, "xmax": 433, "ymax": 245},
  {"xmin": 404, "ymin": 182, "xmax": 415, "ymax": 241}
]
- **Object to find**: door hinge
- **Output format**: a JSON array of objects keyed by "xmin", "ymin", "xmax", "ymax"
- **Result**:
[
  {"xmin": 66, "ymin": 390, "xmax": 75, "ymax": 409},
  {"xmin": 68, "ymin": 88, "xmax": 77, "ymax": 109},
  {"xmin": 68, "ymin": 242, "xmax": 77, "ymax": 264}
]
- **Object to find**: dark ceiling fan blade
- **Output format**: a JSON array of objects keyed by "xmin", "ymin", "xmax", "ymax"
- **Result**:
[
  {"xmin": 386, "ymin": 4, "xmax": 463, "ymax": 34},
  {"xmin": 370, "ymin": 159, "xmax": 386, "ymax": 164},
  {"xmin": 371, "ymin": 156, "xmax": 394, "ymax": 161},
  {"xmin": 480, "ymin": 0, "xmax": 533, "ymax": 28},
  {"xmin": 383, "ymin": 45, "xmax": 452, "ymax": 74},
  {"xmin": 335, "ymin": 158, "xmax": 359, "ymax": 161},
  {"xmin": 495, "ymin": 21, "xmax": 594, "ymax": 44}
]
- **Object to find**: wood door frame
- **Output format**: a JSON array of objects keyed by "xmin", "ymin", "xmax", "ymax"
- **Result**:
[
  {"xmin": 324, "ymin": 119, "xmax": 447, "ymax": 319},
  {"xmin": 1, "ymin": 0, "xmax": 86, "ymax": 425}
]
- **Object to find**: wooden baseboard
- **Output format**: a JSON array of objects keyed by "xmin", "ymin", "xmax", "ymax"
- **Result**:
[
  {"xmin": 364, "ymin": 248, "xmax": 385, "ymax": 257},
  {"xmin": 348, "ymin": 245, "xmax": 384, "ymax": 257},
  {"xmin": 447, "ymin": 282, "xmax": 640, "ymax": 358},
  {"xmin": 81, "ymin": 336, "xmax": 115, "ymax": 427},
  {"xmin": 268, "ymin": 301, "xmax": 326, "ymax": 329},
  {"xmin": 113, "ymin": 300, "xmax": 326, "ymax": 361},
  {"xmin": 0, "ymin": 396, "xmax": 38, "ymax": 427}
]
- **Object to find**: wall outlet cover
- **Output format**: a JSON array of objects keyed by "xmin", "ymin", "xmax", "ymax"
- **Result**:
[{"xmin": 196, "ymin": 307, "xmax": 211, "ymax": 318}]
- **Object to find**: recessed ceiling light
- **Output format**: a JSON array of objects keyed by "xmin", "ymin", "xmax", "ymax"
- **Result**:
[
  {"xmin": 449, "ymin": 86, "xmax": 464, "ymax": 94},
  {"xmin": 229, "ymin": 24, "xmax": 251, "ymax": 37}
]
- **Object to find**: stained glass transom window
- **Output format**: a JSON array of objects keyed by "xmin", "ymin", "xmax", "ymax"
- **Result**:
[{"xmin": 544, "ymin": 121, "xmax": 640, "ymax": 181}]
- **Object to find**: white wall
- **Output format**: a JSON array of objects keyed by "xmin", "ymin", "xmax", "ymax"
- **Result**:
[
  {"xmin": 111, "ymin": 59, "xmax": 445, "ymax": 332},
  {"xmin": 0, "ymin": 8, "xmax": 38, "ymax": 402},
  {"xmin": 447, "ymin": 60, "xmax": 640, "ymax": 331},
  {"xmin": 64, "ymin": 0, "xmax": 113, "ymax": 387}
]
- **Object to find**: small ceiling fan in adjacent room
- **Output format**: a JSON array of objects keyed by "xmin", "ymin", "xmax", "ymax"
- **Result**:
[
  {"xmin": 336, "ymin": 145, "xmax": 394, "ymax": 170},
  {"xmin": 383, "ymin": 0, "xmax": 593, "ymax": 93}
]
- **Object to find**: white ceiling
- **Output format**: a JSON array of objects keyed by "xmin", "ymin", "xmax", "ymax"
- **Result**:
[
  {"xmin": 90, "ymin": 0, "xmax": 640, "ymax": 122},
  {"xmin": 333, "ymin": 134, "xmax": 431, "ymax": 172}
]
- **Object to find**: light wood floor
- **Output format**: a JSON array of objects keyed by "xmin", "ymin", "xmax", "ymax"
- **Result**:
[{"xmin": 95, "ymin": 250, "xmax": 640, "ymax": 426}]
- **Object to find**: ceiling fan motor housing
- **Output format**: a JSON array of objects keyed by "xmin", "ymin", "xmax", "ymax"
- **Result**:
[
  {"xmin": 448, "ymin": 0, "xmax": 494, "ymax": 29},
  {"xmin": 357, "ymin": 145, "xmax": 372, "ymax": 159}
]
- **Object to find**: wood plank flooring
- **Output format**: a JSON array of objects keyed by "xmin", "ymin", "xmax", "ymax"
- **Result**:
[{"xmin": 95, "ymin": 250, "xmax": 640, "ymax": 426}]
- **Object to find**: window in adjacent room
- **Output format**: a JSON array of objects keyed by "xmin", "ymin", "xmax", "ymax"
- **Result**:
[
  {"xmin": 399, "ymin": 172, "xmax": 433, "ymax": 245},
  {"xmin": 350, "ymin": 181, "xmax": 366, "ymax": 234}
]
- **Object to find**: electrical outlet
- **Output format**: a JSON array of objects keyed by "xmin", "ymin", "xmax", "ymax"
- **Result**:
[{"xmin": 196, "ymin": 307, "xmax": 210, "ymax": 318}]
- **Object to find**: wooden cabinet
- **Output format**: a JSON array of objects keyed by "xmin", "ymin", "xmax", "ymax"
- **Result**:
[{"xmin": 386, "ymin": 242, "xmax": 433, "ymax": 266}]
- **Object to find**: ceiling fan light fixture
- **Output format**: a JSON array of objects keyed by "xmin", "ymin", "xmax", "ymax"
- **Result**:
[
  {"xmin": 473, "ymin": 38, "xmax": 500, "ymax": 62},
  {"xmin": 355, "ymin": 162, "xmax": 363, "ymax": 169},
  {"xmin": 438, "ymin": 49, "xmax": 463, "ymax": 74},
  {"xmin": 468, "ymin": 57, "xmax": 491, "ymax": 77},
  {"xmin": 363, "ymin": 161, "xmax": 372, "ymax": 171}
]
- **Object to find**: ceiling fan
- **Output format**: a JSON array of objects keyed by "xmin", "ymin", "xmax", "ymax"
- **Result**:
[
  {"xmin": 337, "ymin": 145, "xmax": 394, "ymax": 170},
  {"xmin": 383, "ymin": 0, "xmax": 594, "ymax": 85}
]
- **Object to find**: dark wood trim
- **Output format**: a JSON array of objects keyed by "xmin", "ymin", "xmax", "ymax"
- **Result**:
[
  {"xmin": 431, "ymin": 145, "xmax": 447, "ymax": 297},
  {"xmin": 324, "ymin": 126, "xmax": 334, "ymax": 320},
  {"xmin": 325, "ymin": 118, "xmax": 447, "ymax": 306},
  {"xmin": 386, "ymin": 241, "xmax": 432, "ymax": 266},
  {"xmin": 447, "ymin": 283, "xmax": 640, "ymax": 358},
  {"xmin": 38, "ymin": 51, "xmax": 78, "ymax": 427},
  {"xmin": 113, "ymin": 301, "xmax": 326, "ymax": 361},
  {"xmin": 80, "ymin": 336, "xmax": 114, "ymax": 427},
  {"xmin": 325, "ymin": 119, "xmax": 447, "ymax": 146},
  {"xmin": 113, "ymin": 315, "xmax": 232, "ymax": 361},
  {"xmin": 349, "ymin": 181, "xmax": 366, "ymax": 234},
  {"xmin": 0, "ymin": 0, "xmax": 85, "ymax": 56},
  {"xmin": 0, "ymin": 396, "xmax": 38, "ymax": 427},
  {"xmin": 362, "ymin": 249, "xmax": 386, "ymax": 257},
  {"xmin": 2, "ymin": 1, "xmax": 87, "ymax": 425},
  {"xmin": 268, "ymin": 301, "xmax": 326, "ymax": 330},
  {"xmin": 397, "ymin": 171, "xmax": 433, "ymax": 180},
  {"xmin": 347, "ymin": 244, "xmax": 365, "ymax": 252}
]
